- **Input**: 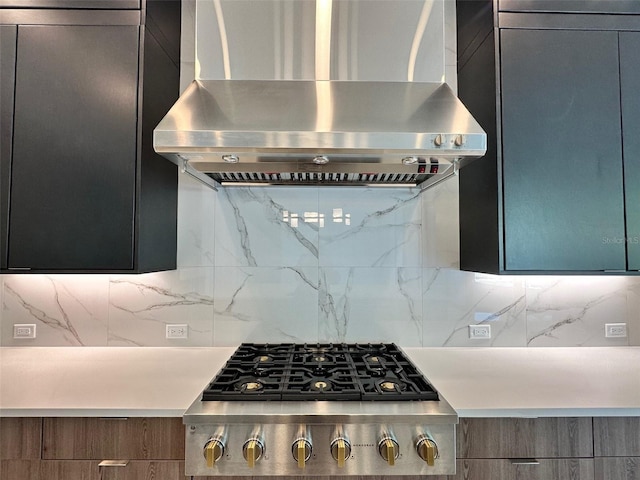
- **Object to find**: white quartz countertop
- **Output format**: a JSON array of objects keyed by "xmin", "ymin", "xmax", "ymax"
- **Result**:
[{"xmin": 1, "ymin": 346, "xmax": 639, "ymax": 418}]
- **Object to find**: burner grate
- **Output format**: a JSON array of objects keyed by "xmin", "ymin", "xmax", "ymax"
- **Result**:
[{"xmin": 202, "ymin": 343, "xmax": 439, "ymax": 402}]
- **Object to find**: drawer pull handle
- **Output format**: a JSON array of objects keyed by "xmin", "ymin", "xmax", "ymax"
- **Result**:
[
  {"xmin": 510, "ymin": 458, "xmax": 540, "ymax": 465},
  {"xmin": 98, "ymin": 460, "xmax": 129, "ymax": 467}
]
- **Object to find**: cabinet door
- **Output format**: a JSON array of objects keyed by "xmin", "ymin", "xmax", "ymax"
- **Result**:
[
  {"xmin": 454, "ymin": 458, "xmax": 594, "ymax": 480},
  {"xmin": 620, "ymin": 32, "xmax": 640, "ymax": 271},
  {"xmin": 457, "ymin": 418, "xmax": 593, "ymax": 459},
  {"xmin": 7, "ymin": 25, "xmax": 139, "ymax": 271},
  {"xmin": 593, "ymin": 417, "xmax": 640, "ymax": 457},
  {"xmin": 500, "ymin": 29, "xmax": 625, "ymax": 271},
  {"xmin": 42, "ymin": 418, "xmax": 185, "ymax": 460},
  {"xmin": 0, "ymin": 418, "xmax": 42, "ymax": 460},
  {"xmin": 595, "ymin": 457, "xmax": 640, "ymax": 480},
  {"xmin": 0, "ymin": 25, "xmax": 16, "ymax": 269},
  {"xmin": 100, "ymin": 461, "xmax": 184, "ymax": 480}
]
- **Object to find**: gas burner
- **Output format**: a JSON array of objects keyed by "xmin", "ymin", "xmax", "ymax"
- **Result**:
[
  {"xmin": 202, "ymin": 343, "xmax": 439, "ymax": 401},
  {"xmin": 378, "ymin": 380, "xmax": 405, "ymax": 392},
  {"xmin": 235, "ymin": 379, "xmax": 264, "ymax": 393},
  {"xmin": 310, "ymin": 380, "xmax": 333, "ymax": 392}
]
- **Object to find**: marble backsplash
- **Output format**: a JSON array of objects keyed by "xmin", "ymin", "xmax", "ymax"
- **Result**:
[{"xmin": 1, "ymin": 176, "xmax": 639, "ymax": 347}]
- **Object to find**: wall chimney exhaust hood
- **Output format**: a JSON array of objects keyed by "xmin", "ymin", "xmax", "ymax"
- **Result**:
[
  {"xmin": 153, "ymin": 0, "xmax": 486, "ymax": 188},
  {"xmin": 154, "ymin": 79, "xmax": 486, "ymax": 188}
]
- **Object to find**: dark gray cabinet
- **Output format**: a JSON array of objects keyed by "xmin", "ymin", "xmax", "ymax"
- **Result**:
[
  {"xmin": 621, "ymin": 33, "xmax": 640, "ymax": 271},
  {"xmin": 457, "ymin": 1, "xmax": 640, "ymax": 274},
  {"xmin": 0, "ymin": 3, "xmax": 179, "ymax": 272}
]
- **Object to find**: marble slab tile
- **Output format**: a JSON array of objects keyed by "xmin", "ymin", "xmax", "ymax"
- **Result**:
[
  {"xmin": 213, "ymin": 266, "xmax": 319, "ymax": 345},
  {"xmin": 215, "ymin": 187, "xmax": 319, "ymax": 267},
  {"xmin": 177, "ymin": 174, "xmax": 216, "ymax": 268},
  {"xmin": 318, "ymin": 187, "xmax": 422, "ymax": 267},
  {"xmin": 526, "ymin": 276, "xmax": 630, "ymax": 347},
  {"xmin": 2, "ymin": 275, "xmax": 109, "ymax": 346},
  {"xmin": 626, "ymin": 277, "xmax": 640, "ymax": 346},
  {"xmin": 422, "ymin": 268, "xmax": 527, "ymax": 347},
  {"xmin": 318, "ymin": 267, "xmax": 423, "ymax": 346},
  {"xmin": 422, "ymin": 177, "xmax": 459, "ymax": 268},
  {"xmin": 107, "ymin": 268, "xmax": 214, "ymax": 347}
]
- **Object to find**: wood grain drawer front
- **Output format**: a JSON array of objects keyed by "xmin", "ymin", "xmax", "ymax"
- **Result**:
[
  {"xmin": 594, "ymin": 417, "xmax": 640, "ymax": 456},
  {"xmin": 99, "ymin": 460, "xmax": 185, "ymax": 480},
  {"xmin": 0, "ymin": 418, "xmax": 42, "ymax": 460},
  {"xmin": 42, "ymin": 418, "xmax": 184, "ymax": 460},
  {"xmin": 457, "ymin": 418, "xmax": 593, "ymax": 458},
  {"xmin": 0, "ymin": 460, "xmax": 99, "ymax": 480},
  {"xmin": 595, "ymin": 457, "xmax": 640, "ymax": 480},
  {"xmin": 455, "ymin": 459, "xmax": 594, "ymax": 480}
]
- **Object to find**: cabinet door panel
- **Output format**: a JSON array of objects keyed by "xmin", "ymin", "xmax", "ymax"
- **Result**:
[
  {"xmin": 595, "ymin": 457, "xmax": 640, "ymax": 480},
  {"xmin": 0, "ymin": 25, "xmax": 16, "ymax": 269},
  {"xmin": 455, "ymin": 458, "xmax": 593, "ymax": 480},
  {"xmin": 593, "ymin": 417, "xmax": 640, "ymax": 456},
  {"xmin": 500, "ymin": 29, "xmax": 625, "ymax": 271},
  {"xmin": 620, "ymin": 32, "xmax": 640, "ymax": 270},
  {"xmin": 42, "ymin": 418, "xmax": 184, "ymax": 460},
  {"xmin": 8, "ymin": 25, "xmax": 139, "ymax": 270},
  {"xmin": 101, "ymin": 461, "xmax": 184, "ymax": 480},
  {"xmin": 0, "ymin": 418, "xmax": 42, "ymax": 460},
  {"xmin": 457, "ymin": 418, "xmax": 593, "ymax": 459}
]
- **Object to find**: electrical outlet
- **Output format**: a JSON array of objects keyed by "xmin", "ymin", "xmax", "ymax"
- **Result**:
[
  {"xmin": 469, "ymin": 324, "xmax": 491, "ymax": 339},
  {"xmin": 605, "ymin": 323, "xmax": 627, "ymax": 338},
  {"xmin": 166, "ymin": 324, "xmax": 189, "ymax": 339},
  {"xmin": 13, "ymin": 324, "xmax": 36, "ymax": 339}
]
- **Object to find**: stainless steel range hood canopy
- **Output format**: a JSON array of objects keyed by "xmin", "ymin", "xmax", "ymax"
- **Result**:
[{"xmin": 153, "ymin": 79, "xmax": 487, "ymax": 188}]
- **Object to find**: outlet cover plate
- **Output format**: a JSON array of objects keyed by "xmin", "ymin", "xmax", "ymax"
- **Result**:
[
  {"xmin": 469, "ymin": 324, "xmax": 491, "ymax": 339},
  {"xmin": 14, "ymin": 324, "xmax": 36, "ymax": 339},
  {"xmin": 166, "ymin": 324, "xmax": 189, "ymax": 339},
  {"xmin": 605, "ymin": 323, "xmax": 627, "ymax": 338}
]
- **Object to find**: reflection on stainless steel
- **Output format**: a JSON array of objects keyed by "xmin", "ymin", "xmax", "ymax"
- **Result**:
[
  {"xmin": 183, "ymin": 343, "xmax": 457, "ymax": 476},
  {"xmin": 154, "ymin": 80, "xmax": 486, "ymax": 188}
]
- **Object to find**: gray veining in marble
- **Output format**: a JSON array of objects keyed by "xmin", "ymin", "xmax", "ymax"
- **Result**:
[
  {"xmin": 319, "ymin": 267, "xmax": 423, "ymax": 345},
  {"xmin": 215, "ymin": 187, "xmax": 319, "ymax": 267},
  {"xmin": 108, "ymin": 269, "xmax": 214, "ymax": 347},
  {"xmin": 2, "ymin": 275, "xmax": 109, "ymax": 346}
]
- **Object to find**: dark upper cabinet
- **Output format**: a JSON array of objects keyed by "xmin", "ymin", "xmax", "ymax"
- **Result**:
[
  {"xmin": 457, "ymin": 1, "xmax": 640, "ymax": 274},
  {"xmin": 0, "ymin": 2, "xmax": 179, "ymax": 272},
  {"xmin": 620, "ymin": 33, "xmax": 640, "ymax": 271}
]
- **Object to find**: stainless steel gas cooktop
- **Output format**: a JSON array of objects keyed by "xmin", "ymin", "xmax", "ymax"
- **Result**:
[{"xmin": 183, "ymin": 343, "xmax": 458, "ymax": 476}]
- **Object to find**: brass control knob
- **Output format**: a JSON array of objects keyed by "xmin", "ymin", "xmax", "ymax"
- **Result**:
[
  {"xmin": 203, "ymin": 438, "xmax": 225, "ymax": 468},
  {"xmin": 243, "ymin": 438, "xmax": 264, "ymax": 468},
  {"xmin": 292, "ymin": 438, "xmax": 312, "ymax": 469},
  {"xmin": 416, "ymin": 436, "xmax": 438, "ymax": 466},
  {"xmin": 330, "ymin": 437, "xmax": 352, "ymax": 467},
  {"xmin": 378, "ymin": 437, "xmax": 399, "ymax": 466}
]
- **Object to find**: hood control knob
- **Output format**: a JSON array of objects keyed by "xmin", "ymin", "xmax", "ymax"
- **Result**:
[
  {"xmin": 454, "ymin": 135, "xmax": 465, "ymax": 147},
  {"xmin": 313, "ymin": 155, "xmax": 330, "ymax": 165},
  {"xmin": 416, "ymin": 435, "xmax": 438, "ymax": 466},
  {"xmin": 292, "ymin": 438, "xmax": 312, "ymax": 469},
  {"xmin": 203, "ymin": 437, "xmax": 225, "ymax": 468},
  {"xmin": 222, "ymin": 154, "xmax": 240, "ymax": 163},
  {"xmin": 330, "ymin": 437, "xmax": 351, "ymax": 467},
  {"xmin": 433, "ymin": 134, "xmax": 444, "ymax": 147},
  {"xmin": 243, "ymin": 438, "xmax": 264, "ymax": 468},
  {"xmin": 378, "ymin": 436, "xmax": 399, "ymax": 466}
]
